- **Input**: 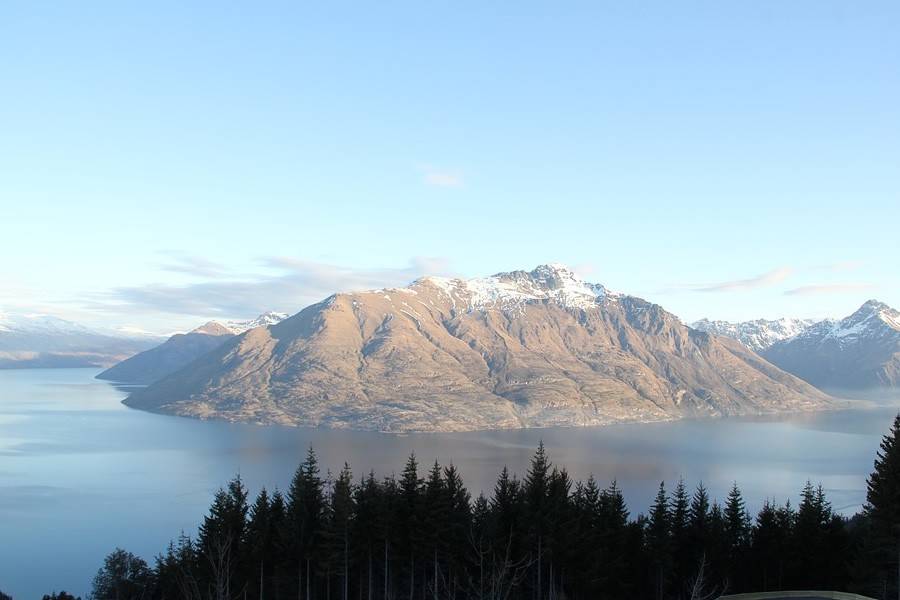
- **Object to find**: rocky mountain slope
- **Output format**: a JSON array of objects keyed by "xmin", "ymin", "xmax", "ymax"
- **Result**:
[
  {"xmin": 97, "ymin": 312, "xmax": 288, "ymax": 384},
  {"xmin": 125, "ymin": 264, "xmax": 831, "ymax": 432},
  {"xmin": 762, "ymin": 300, "xmax": 900, "ymax": 391},
  {"xmin": 691, "ymin": 318, "xmax": 818, "ymax": 352},
  {"xmin": 0, "ymin": 313, "xmax": 159, "ymax": 369}
]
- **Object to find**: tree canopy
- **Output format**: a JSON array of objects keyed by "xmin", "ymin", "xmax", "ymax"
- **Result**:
[{"xmin": 71, "ymin": 413, "xmax": 900, "ymax": 600}]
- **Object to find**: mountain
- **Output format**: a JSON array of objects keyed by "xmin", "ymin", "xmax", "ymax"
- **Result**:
[
  {"xmin": 762, "ymin": 300, "xmax": 900, "ymax": 391},
  {"xmin": 691, "ymin": 317, "xmax": 818, "ymax": 352},
  {"xmin": 223, "ymin": 311, "xmax": 289, "ymax": 334},
  {"xmin": 96, "ymin": 312, "xmax": 288, "ymax": 384},
  {"xmin": 0, "ymin": 313, "xmax": 160, "ymax": 369},
  {"xmin": 124, "ymin": 264, "xmax": 831, "ymax": 432}
]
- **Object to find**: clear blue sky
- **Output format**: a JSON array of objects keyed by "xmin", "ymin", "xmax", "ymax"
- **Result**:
[{"xmin": 1, "ymin": 1, "xmax": 897, "ymax": 333}]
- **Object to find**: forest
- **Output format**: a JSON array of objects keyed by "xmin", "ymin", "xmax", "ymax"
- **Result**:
[{"xmin": 14, "ymin": 414, "xmax": 900, "ymax": 600}]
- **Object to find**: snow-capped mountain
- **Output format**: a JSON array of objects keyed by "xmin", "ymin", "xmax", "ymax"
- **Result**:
[
  {"xmin": 188, "ymin": 311, "xmax": 290, "ymax": 336},
  {"xmin": 790, "ymin": 300, "xmax": 899, "ymax": 345},
  {"xmin": 417, "ymin": 263, "xmax": 615, "ymax": 312},
  {"xmin": 97, "ymin": 311, "xmax": 289, "ymax": 384},
  {"xmin": 0, "ymin": 312, "xmax": 161, "ymax": 369},
  {"xmin": 691, "ymin": 317, "xmax": 818, "ymax": 352},
  {"xmin": 224, "ymin": 311, "xmax": 290, "ymax": 334},
  {"xmin": 125, "ymin": 264, "xmax": 830, "ymax": 432},
  {"xmin": 762, "ymin": 300, "xmax": 900, "ymax": 391}
]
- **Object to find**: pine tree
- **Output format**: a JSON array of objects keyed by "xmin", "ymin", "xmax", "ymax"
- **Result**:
[
  {"xmin": 866, "ymin": 413, "xmax": 900, "ymax": 598},
  {"xmin": 670, "ymin": 478, "xmax": 691, "ymax": 596},
  {"xmin": 723, "ymin": 483, "xmax": 750, "ymax": 588},
  {"xmin": 248, "ymin": 488, "xmax": 281, "ymax": 600},
  {"xmin": 379, "ymin": 474, "xmax": 401, "ymax": 600},
  {"xmin": 153, "ymin": 533, "xmax": 198, "ymax": 600},
  {"xmin": 472, "ymin": 492, "xmax": 491, "ymax": 600},
  {"xmin": 598, "ymin": 480, "xmax": 630, "ymax": 598},
  {"xmin": 197, "ymin": 475, "xmax": 249, "ymax": 600},
  {"xmin": 325, "ymin": 464, "xmax": 355, "ymax": 600},
  {"xmin": 792, "ymin": 481, "xmax": 832, "ymax": 587},
  {"xmin": 724, "ymin": 484, "xmax": 750, "ymax": 552},
  {"xmin": 545, "ymin": 468, "xmax": 572, "ymax": 599},
  {"xmin": 353, "ymin": 471, "xmax": 382, "ymax": 600},
  {"xmin": 523, "ymin": 442, "xmax": 551, "ymax": 599},
  {"xmin": 443, "ymin": 463, "xmax": 472, "ymax": 597},
  {"xmin": 646, "ymin": 482, "xmax": 671, "ymax": 600},
  {"xmin": 689, "ymin": 483, "xmax": 710, "ymax": 541},
  {"xmin": 490, "ymin": 466, "xmax": 521, "ymax": 547},
  {"xmin": 707, "ymin": 501, "xmax": 727, "ymax": 590},
  {"xmin": 287, "ymin": 447, "xmax": 327, "ymax": 600},
  {"xmin": 269, "ymin": 490, "xmax": 289, "ymax": 600},
  {"xmin": 399, "ymin": 453, "xmax": 423, "ymax": 600},
  {"xmin": 78, "ymin": 435, "xmax": 896, "ymax": 600},
  {"xmin": 750, "ymin": 500, "xmax": 780, "ymax": 591},
  {"xmin": 423, "ymin": 460, "xmax": 448, "ymax": 600},
  {"xmin": 571, "ymin": 475, "xmax": 601, "ymax": 598}
]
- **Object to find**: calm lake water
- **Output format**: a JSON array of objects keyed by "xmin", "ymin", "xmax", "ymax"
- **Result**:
[{"xmin": 1, "ymin": 368, "xmax": 897, "ymax": 599}]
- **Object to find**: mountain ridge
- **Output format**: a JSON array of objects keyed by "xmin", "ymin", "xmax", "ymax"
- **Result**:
[
  {"xmin": 125, "ymin": 264, "xmax": 832, "ymax": 432},
  {"xmin": 96, "ymin": 312, "xmax": 289, "ymax": 384},
  {"xmin": 0, "ymin": 312, "xmax": 160, "ymax": 369},
  {"xmin": 691, "ymin": 317, "xmax": 819, "ymax": 352},
  {"xmin": 761, "ymin": 299, "xmax": 900, "ymax": 390}
]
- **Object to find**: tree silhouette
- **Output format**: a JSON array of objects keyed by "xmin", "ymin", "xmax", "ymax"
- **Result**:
[
  {"xmin": 865, "ymin": 413, "xmax": 900, "ymax": 598},
  {"xmin": 91, "ymin": 548, "xmax": 151, "ymax": 600},
  {"xmin": 80, "ymin": 423, "xmax": 900, "ymax": 600}
]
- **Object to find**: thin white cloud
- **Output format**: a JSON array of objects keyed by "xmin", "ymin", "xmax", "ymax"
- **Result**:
[
  {"xmin": 784, "ymin": 283, "xmax": 876, "ymax": 296},
  {"xmin": 419, "ymin": 164, "xmax": 464, "ymax": 188},
  {"xmin": 424, "ymin": 172, "xmax": 463, "ymax": 188},
  {"xmin": 693, "ymin": 267, "xmax": 794, "ymax": 293},
  {"xmin": 85, "ymin": 257, "xmax": 453, "ymax": 320},
  {"xmin": 160, "ymin": 254, "xmax": 229, "ymax": 278}
]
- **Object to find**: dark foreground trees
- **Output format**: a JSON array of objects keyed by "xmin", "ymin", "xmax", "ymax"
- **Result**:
[
  {"xmin": 85, "ymin": 414, "xmax": 900, "ymax": 600},
  {"xmin": 91, "ymin": 548, "xmax": 152, "ymax": 600},
  {"xmin": 41, "ymin": 592, "xmax": 81, "ymax": 600},
  {"xmin": 860, "ymin": 413, "xmax": 900, "ymax": 598}
]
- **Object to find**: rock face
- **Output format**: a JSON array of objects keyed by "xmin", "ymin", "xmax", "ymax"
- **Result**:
[
  {"xmin": 125, "ymin": 265, "xmax": 831, "ymax": 432},
  {"xmin": 762, "ymin": 300, "xmax": 900, "ymax": 391},
  {"xmin": 691, "ymin": 318, "xmax": 817, "ymax": 353},
  {"xmin": 97, "ymin": 312, "xmax": 289, "ymax": 384}
]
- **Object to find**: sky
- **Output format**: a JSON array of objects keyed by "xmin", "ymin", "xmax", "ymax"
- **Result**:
[{"xmin": 1, "ymin": 1, "xmax": 898, "ymax": 334}]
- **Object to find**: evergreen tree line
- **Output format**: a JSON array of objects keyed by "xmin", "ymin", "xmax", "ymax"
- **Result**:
[{"xmin": 66, "ymin": 415, "xmax": 900, "ymax": 600}]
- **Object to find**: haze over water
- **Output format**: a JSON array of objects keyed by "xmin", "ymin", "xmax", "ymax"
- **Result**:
[{"xmin": 1, "ymin": 368, "xmax": 896, "ymax": 599}]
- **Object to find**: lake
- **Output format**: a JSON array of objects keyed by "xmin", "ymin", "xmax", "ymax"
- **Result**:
[{"xmin": 1, "ymin": 368, "xmax": 897, "ymax": 599}]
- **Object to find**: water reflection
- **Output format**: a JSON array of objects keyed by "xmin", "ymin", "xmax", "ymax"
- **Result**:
[{"xmin": 0, "ymin": 368, "xmax": 897, "ymax": 599}]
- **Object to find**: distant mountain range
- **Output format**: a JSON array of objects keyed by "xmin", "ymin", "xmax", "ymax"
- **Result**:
[
  {"xmin": 124, "ymin": 264, "xmax": 831, "ymax": 432},
  {"xmin": 96, "ymin": 312, "xmax": 288, "ymax": 384},
  {"xmin": 9, "ymin": 265, "xmax": 896, "ymax": 432},
  {"xmin": 0, "ymin": 313, "xmax": 160, "ymax": 369},
  {"xmin": 691, "ymin": 318, "xmax": 818, "ymax": 353},
  {"xmin": 762, "ymin": 300, "xmax": 900, "ymax": 391},
  {"xmin": 693, "ymin": 300, "xmax": 900, "ymax": 392}
]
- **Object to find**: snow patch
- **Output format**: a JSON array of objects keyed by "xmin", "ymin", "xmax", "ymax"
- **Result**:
[{"xmin": 414, "ymin": 264, "xmax": 614, "ymax": 313}]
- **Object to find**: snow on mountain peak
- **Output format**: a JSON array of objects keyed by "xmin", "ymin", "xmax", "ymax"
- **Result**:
[
  {"xmin": 233, "ymin": 311, "xmax": 290, "ymax": 331},
  {"xmin": 414, "ymin": 264, "xmax": 613, "ymax": 312},
  {"xmin": 691, "ymin": 317, "xmax": 817, "ymax": 352},
  {"xmin": 788, "ymin": 299, "xmax": 899, "ymax": 345},
  {"xmin": 190, "ymin": 312, "xmax": 290, "ymax": 336},
  {"xmin": 831, "ymin": 300, "xmax": 899, "ymax": 338}
]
